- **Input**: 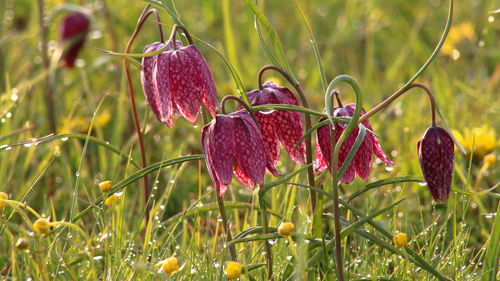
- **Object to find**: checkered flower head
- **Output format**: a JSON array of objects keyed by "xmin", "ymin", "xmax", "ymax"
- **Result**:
[
  {"xmin": 417, "ymin": 126, "xmax": 454, "ymax": 202},
  {"xmin": 238, "ymin": 82, "xmax": 306, "ymax": 173},
  {"xmin": 59, "ymin": 12, "xmax": 90, "ymax": 68},
  {"xmin": 315, "ymin": 103, "xmax": 394, "ymax": 184},
  {"xmin": 141, "ymin": 40, "xmax": 218, "ymax": 127},
  {"xmin": 202, "ymin": 112, "xmax": 274, "ymax": 195}
]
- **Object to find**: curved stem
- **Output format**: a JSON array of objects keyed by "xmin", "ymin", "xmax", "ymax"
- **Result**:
[
  {"xmin": 124, "ymin": 5, "xmax": 159, "ymax": 221},
  {"xmin": 168, "ymin": 24, "xmax": 194, "ymax": 50},
  {"xmin": 358, "ymin": 0, "xmax": 453, "ymax": 124},
  {"xmin": 258, "ymin": 187, "xmax": 274, "ymax": 280},
  {"xmin": 150, "ymin": 9, "xmax": 164, "ymax": 42},
  {"xmin": 403, "ymin": 83, "xmax": 436, "ymax": 126},
  {"xmin": 324, "ymin": 75, "xmax": 364, "ymax": 281},
  {"xmin": 221, "ymin": 96, "xmax": 259, "ymax": 127},
  {"xmin": 258, "ymin": 65, "xmax": 317, "ymax": 211}
]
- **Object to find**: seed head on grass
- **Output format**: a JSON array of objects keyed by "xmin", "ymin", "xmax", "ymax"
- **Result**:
[
  {"xmin": 278, "ymin": 222, "xmax": 295, "ymax": 236},
  {"xmin": 98, "ymin": 181, "xmax": 112, "ymax": 193},
  {"xmin": 0, "ymin": 191, "xmax": 7, "ymax": 209},
  {"xmin": 225, "ymin": 261, "xmax": 242, "ymax": 280},
  {"xmin": 161, "ymin": 257, "xmax": 179, "ymax": 276},
  {"xmin": 393, "ymin": 232, "xmax": 408, "ymax": 248},
  {"xmin": 33, "ymin": 218, "xmax": 51, "ymax": 235}
]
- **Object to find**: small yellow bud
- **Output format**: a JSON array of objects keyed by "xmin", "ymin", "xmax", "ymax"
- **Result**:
[
  {"xmin": 98, "ymin": 181, "xmax": 112, "ymax": 193},
  {"xmin": 393, "ymin": 232, "xmax": 408, "ymax": 248},
  {"xmin": 104, "ymin": 194, "xmax": 120, "ymax": 206},
  {"xmin": 33, "ymin": 218, "xmax": 51, "ymax": 235},
  {"xmin": 0, "ymin": 192, "xmax": 8, "ymax": 209},
  {"xmin": 162, "ymin": 257, "xmax": 179, "ymax": 276},
  {"xmin": 484, "ymin": 154, "xmax": 496, "ymax": 166},
  {"xmin": 226, "ymin": 261, "xmax": 242, "ymax": 280},
  {"xmin": 278, "ymin": 222, "xmax": 295, "ymax": 236}
]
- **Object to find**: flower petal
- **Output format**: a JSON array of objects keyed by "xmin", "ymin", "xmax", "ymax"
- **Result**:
[
  {"xmin": 202, "ymin": 115, "xmax": 235, "ymax": 195},
  {"xmin": 255, "ymin": 113, "xmax": 281, "ymax": 176},
  {"xmin": 168, "ymin": 48, "xmax": 203, "ymax": 124},
  {"xmin": 141, "ymin": 42, "xmax": 164, "ymax": 121},
  {"xmin": 232, "ymin": 113, "xmax": 267, "ymax": 189},
  {"xmin": 354, "ymin": 128, "xmax": 373, "ymax": 181},
  {"xmin": 183, "ymin": 45, "xmax": 218, "ymax": 117},
  {"xmin": 315, "ymin": 121, "xmax": 329, "ymax": 174},
  {"xmin": 153, "ymin": 51, "xmax": 174, "ymax": 127}
]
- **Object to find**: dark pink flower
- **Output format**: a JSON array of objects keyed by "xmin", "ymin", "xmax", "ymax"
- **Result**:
[
  {"xmin": 315, "ymin": 103, "xmax": 394, "ymax": 183},
  {"xmin": 202, "ymin": 112, "xmax": 273, "ymax": 195},
  {"xmin": 141, "ymin": 41, "xmax": 218, "ymax": 127},
  {"xmin": 59, "ymin": 12, "xmax": 90, "ymax": 68},
  {"xmin": 238, "ymin": 82, "xmax": 306, "ymax": 173},
  {"xmin": 417, "ymin": 126, "xmax": 454, "ymax": 202}
]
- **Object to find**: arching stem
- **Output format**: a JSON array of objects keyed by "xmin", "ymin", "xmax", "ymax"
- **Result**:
[
  {"xmin": 123, "ymin": 5, "xmax": 165, "ymax": 221},
  {"xmin": 221, "ymin": 95, "xmax": 259, "ymax": 127},
  {"xmin": 258, "ymin": 65, "xmax": 317, "ymax": 211},
  {"xmin": 168, "ymin": 24, "xmax": 194, "ymax": 50}
]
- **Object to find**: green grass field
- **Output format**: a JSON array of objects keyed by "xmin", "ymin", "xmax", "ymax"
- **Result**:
[{"xmin": 0, "ymin": 0, "xmax": 499, "ymax": 280}]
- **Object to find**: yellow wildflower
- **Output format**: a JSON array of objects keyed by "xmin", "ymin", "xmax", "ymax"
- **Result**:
[
  {"xmin": 162, "ymin": 257, "xmax": 179, "ymax": 276},
  {"xmin": 393, "ymin": 232, "xmax": 408, "ymax": 248},
  {"xmin": 226, "ymin": 261, "xmax": 242, "ymax": 280},
  {"xmin": 34, "ymin": 218, "xmax": 51, "ymax": 235},
  {"xmin": 442, "ymin": 22, "xmax": 475, "ymax": 59},
  {"xmin": 453, "ymin": 125, "xmax": 497, "ymax": 161},
  {"xmin": 278, "ymin": 222, "xmax": 295, "ymax": 236},
  {"xmin": 98, "ymin": 181, "xmax": 112, "ymax": 193},
  {"xmin": 104, "ymin": 194, "xmax": 120, "ymax": 206},
  {"xmin": 0, "ymin": 192, "xmax": 7, "ymax": 209},
  {"xmin": 484, "ymin": 154, "xmax": 496, "ymax": 166}
]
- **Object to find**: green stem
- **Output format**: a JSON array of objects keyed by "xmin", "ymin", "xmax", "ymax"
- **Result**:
[
  {"xmin": 216, "ymin": 194, "xmax": 237, "ymax": 261},
  {"xmin": 324, "ymin": 75, "xmax": 364, "ymax": 281},
  {"xmin": 258, "ymin": 187, "xmax": 273, "ymax": 280},
  {"xmin": 358, "ymin": 0, "xmax": 453, "ymax": 124}
]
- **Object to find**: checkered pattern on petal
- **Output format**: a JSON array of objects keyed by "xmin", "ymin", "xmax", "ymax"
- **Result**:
[
  {"xmin": 418, "ymin": 126, "xmax": 454, "ymax": 202},
  {"xmin": 141, "ymin": 42, "xmax": 165, "ymax": 122}
]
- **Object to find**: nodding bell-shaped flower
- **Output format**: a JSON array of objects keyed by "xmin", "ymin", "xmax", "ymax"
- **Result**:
[
  {"xmin": 238, "ymin": 82, "xmax": 306, "ymax": 172},
  {"xmin": 141, "ymin": 39, "xmax": 218, "ymax": 127},
  {"xmin": 59, "ymin": 12, "xmax": 90, "ymax": 68},
  {"xmin": 315, "ymin": 103, "xmax": 394, "ymax": 184},
  {"xmin": 417, "ymin": 126, "xmax": 454, "ymax": 202},
  {"xmin": 202, "ymin": 112, "xmax": 274, "ymax": 196}
]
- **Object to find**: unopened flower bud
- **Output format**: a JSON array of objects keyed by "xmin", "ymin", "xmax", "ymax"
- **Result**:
[
  {"xmin": 226, "ymin": 261, "xmax": 242, "ymax": 280},
  {"xmin": 34, "ymin": 218, "xmax": 51, "ymax": 235},
  {"xmin": 393, "ymin": 232, "xmax": 408, "ymax": 248},
  {"xmin": 104, "ymin": 194, "xmax": 120, "ymax": 206},
  {"xmin": 278, "ymin": 222, "xmax": 295, "ymax": 236},
  {"xmin": 162, "ymin": 257, "xmax": 179, "ymax": 276},
  {"xmin": 98, "ymin": 181, "xmax": 112, "ymax": 193},
  {"xmin": 0, "ymin": 191, "xmax": 7, "ymax": 209}
]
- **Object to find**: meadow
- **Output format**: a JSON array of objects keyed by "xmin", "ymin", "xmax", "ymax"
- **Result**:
[{"xmin": 0, "ymin": 0, "xmax": 499, "ymax": 280}]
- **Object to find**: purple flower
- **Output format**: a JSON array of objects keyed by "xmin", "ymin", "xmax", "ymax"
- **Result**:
[
  {"xmin": 315, "ymin": 103, "xmax": 394, "ymax": 184},
  {"xmin": 238, "ymin": 82, "xmax": 306, "ymax": 174},
  {"xmin": 59, "ymin": 12, "xmax": 90, "ymax": 68},
  {"xmin": 417, "ymin": 126, "xmax": 454, "ymax": 202},
  {"xmin": 141, "ymin": 41, "xmax": 218, "ymax": 127},
  {"xmin": 202, "ymin": 112, "xmax": 274, "ymax": 195}
]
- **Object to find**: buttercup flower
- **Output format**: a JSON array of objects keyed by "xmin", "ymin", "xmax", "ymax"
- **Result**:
[
  {"xmin": 59, "ymin": 12, "xmax": 90, "ymax": 67},
  {"xmin": 98, "ymin": 181, "xmax": 112, "ymax": 193},
  {"xmin": 161, "ymin": 256, "xmax": 179, "ymax": 276},
  {"xmin": 104, "ymin": 194, "xmax": 120, "ymax": 206},
  {"xmin": 0, "ymin": 191, "xmax": 7, "ymax": 209},
  {"xmin": 202, "ymin": 112, "xmax": 275, "ymax": 195},
  {"xmin": 238, "ymin": 82, "xmax": 306, "ymax": 170},
  {"xmin": 226, "ymin": 261, "xmax": 242, "ymax": 280},
  {"xmin": 453, "ymin": 124, "xmax": 497, "ymax": 161},
  {"xmin": 315, "ymin": 104, "xmax": 394, "ymax": 183},
  {"xmin": 278, "ymin": 222, "xmax": 295, "ymax": 236},
  {"xmin": 141, "ymin": 38, "xmax": 218, "ymax": 127},
  {"xmin": 34, "ymin": 218, "xmax": 51, "ymax": 235},
  {"xmin": 417, "ymin": 126, "xmax": 455, "ymax": 202},
  {"xmin": 393, "ymin": 232, "xmax": 408, "ymax": 248}
]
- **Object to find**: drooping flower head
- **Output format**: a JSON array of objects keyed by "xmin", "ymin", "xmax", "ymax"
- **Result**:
[
  {"xmin": 315, "ymin": 103, "xmax": 394, "ymax": 184},
  {"xmin": 141, "ymin": 29, "xmax": 218, "ymax": 127},
  {"xmin": 238, "ymin": 82, "xmax": 306, "ymax": 172},
  {"xmin": 202, "ymin": 112, "xmax": 275, "ymax": 195},
  {"xmin": 417, "ymin": 126, "xmax": 454, "ymax": 202},
  {"xmin": 59, "ymin": 12, "xmax": 90, "ymax": 68}
]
